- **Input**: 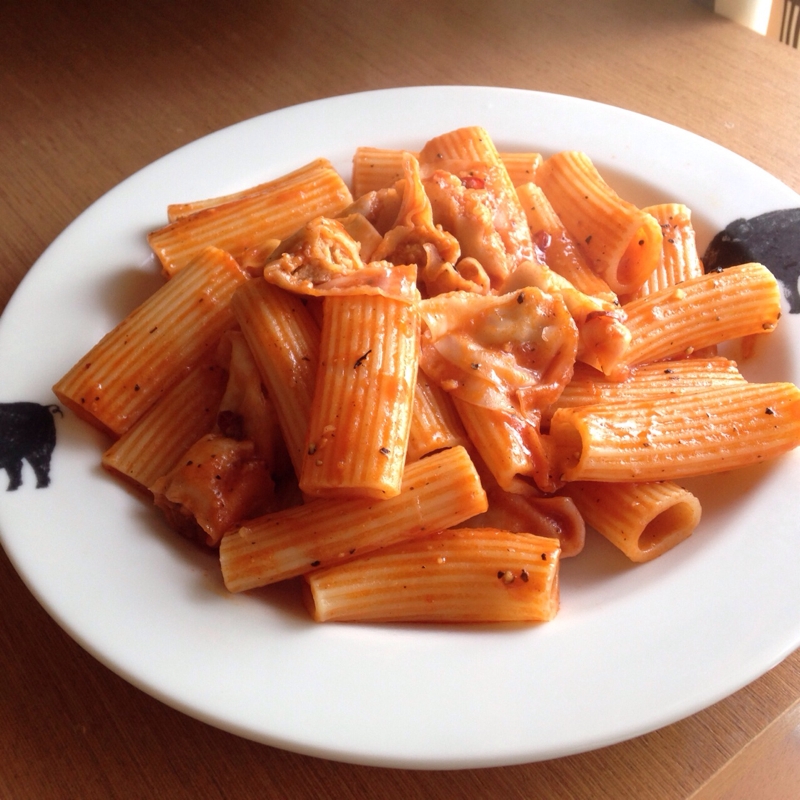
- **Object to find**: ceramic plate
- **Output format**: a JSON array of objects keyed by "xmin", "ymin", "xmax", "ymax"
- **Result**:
[{"xmin": 1, "ymin": 86, "xmax": 799, "ymax": 769}]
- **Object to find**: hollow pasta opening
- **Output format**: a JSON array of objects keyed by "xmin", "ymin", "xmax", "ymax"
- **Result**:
[
  {"xmin": 617, "ymin": 214, "xmax": 662, "ymax": 292},
  {"xmin": 638, "ymin": 501, "xmax": 697, "ymax": 553},
  {"xmin": 550, "ymin": 423, "xmax": 583, "ymax": 477}
]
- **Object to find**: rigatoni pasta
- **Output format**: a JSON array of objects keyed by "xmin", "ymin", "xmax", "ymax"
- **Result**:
[
  {"xmin": 54, "ymin": 124, "xmax": 800, "ymax": 627},
  {"xmin": 627, "ymin": 203, "xmax": 703, "ymax": 300},
  {"xmin": 621, "ymin": 262, "xmax": 781, "ymax": 369},
  {"xmin": 101, "ymin": 354, "xmax": 228, "ymax": 492},
  {"xmin": 352, "ymin": 147, "xmax": 543, "ymax": 198},
  {"xmin": 300, "ymin": 291, "xmax": 419, "ymax": 499},
  {"xmin": 231, "ymin": 278, "xmax": 320, "ymax": 477},
  {"xmin": 304, "ymin": 527, "xmax": 560, "ymax": 623},
  {"xmin": 149, "ymin": 159, "xmax": 352, "ymax": 277},
  {"xmin": 220, "ymin": 445, "xmax": 487, "ymax": 591},
  {"xmin": 405, "ymin": 369, "xmax": 470, "ymax": 462},
  {"xmin": 562, "ymin": 481, "xmax": 701, "ymax": 563},
  {"xmin": 516, "ymin": 180, "xmax": 617, "ymax": 303},
  {"xmin": 536, "ymin": 150, "xmax": 663, "ymax": 295},
  {"xmin": 543, "ymin": 357, "xmax": 747, "ymax": 425},
  {"xmin": 548, "ymin": 382, "xmax": 800, "ymax": 483},
  {"xmin": 54, "ymin": 246, "xmax": 247, "ymax": 437}
]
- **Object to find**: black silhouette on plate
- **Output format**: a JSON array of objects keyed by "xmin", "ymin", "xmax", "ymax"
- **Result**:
[
  {"xmin": 703, "ymin": 208, "xmax": 800, "ymax": 314},
  {"xmin": 0, "ymin": 402, "xmax": 61, "ymax": 491}
]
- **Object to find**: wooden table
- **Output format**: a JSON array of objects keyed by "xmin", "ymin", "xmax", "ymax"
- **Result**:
[{"xmin": 2, "ymin": 1, "xmax": 800, "ymax": 797}]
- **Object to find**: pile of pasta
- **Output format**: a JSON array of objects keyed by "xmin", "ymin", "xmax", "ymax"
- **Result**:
[{"xmin": 53, "ymin": 126, "xmax": 800, "ymax": 624}]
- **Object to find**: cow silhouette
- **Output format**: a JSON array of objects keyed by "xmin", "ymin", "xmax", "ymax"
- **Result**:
[{"xmin": 0, "ymin": 402, "xmax": 61, "ymax": 491}]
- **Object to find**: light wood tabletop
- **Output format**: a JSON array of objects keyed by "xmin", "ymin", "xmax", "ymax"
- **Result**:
[{"xmin": 2, "ymin": 1, "xmax": 800, "ymax": 797}]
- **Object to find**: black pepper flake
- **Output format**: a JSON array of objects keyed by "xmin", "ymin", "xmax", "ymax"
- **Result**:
[
  {"xmin": 497, "ymin": 571, "xmax": 504, "ymax": 579},
  {"xmin": 379, "ymin": 446, "xmax": 390, "ymax": 455},
  {"xmin": 766, "ymin": 407, "xmax": 776, "ymax": 415},
  {"xmin": 541, "ymin": 553, "xmax": 547, "ymax": 560},
  {"xmin": 311, "ymin": 560, "xmax": 321, "ymax": 567},
  {"xmin": 308, "ymin": 443, "xmax": 317, "ymax": 455},
  {"xmin": 186, "ymin": 460, "xmax": 193, "ymax": 466},
  {"xmin": 215, "ymin": 474, "xmax": 222, "ymax": 480},
  {"xmin": 638, "ymin": 239, "xmax": 645, "ymax": 246},
  {"xmin": 585, "ymin": 234, "xmax": 593, "ymax": 244},
  {"xmin": 517, "ymin": 292, "xmax": 524, "ymax": 304},
  {"xmin": 149, "ymin": 326, "xmax": 158, "ymax": 334},
  {"xmin": 663, "ymin": 368, "xmax": 674, "ymax": 374},
  {"xmin": 520, "ymin": 569, "xmax": 529, "ymax": 582},
  {"xmin": 470, "ymin": 362, "xmax": 480, "ymax": 370},
  {"xmin": 349, "ymin": 548, "xmax": 355, "ymax": 555},
  {"xmin": 134, "ymin": 384, "xmax": 140, "ymax": 391},
  {"xmin": 354, "ymin": 349, "xmax": 372, "ymax": 369}
]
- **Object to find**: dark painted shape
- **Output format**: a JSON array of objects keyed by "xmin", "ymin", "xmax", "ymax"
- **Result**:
[
  {"xmin": 703, "ymin": 208, "xmax": 800, "ymax": 313},
  {"xmin": 0, "ymin": 402, "xmax": 61, "ymax": 491}
]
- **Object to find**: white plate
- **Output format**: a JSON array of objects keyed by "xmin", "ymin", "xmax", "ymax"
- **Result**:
[{"xmin": 1, "ymin": 86, "xmax": 799, "ymax": 769}]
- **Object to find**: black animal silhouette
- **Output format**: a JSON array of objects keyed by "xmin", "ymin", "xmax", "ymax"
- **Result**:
[
  {"xmin": 0, "ymin": 402, "xmax": 61, "ymax": 490},
  {"xmin": 703, "ymin": 208, "xmax": 800, "ymax": 313}
]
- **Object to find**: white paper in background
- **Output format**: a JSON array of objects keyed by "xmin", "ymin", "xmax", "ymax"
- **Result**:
[{"xmin": 714, "ymin": 0, "xmax": 774, "ymax": 33}]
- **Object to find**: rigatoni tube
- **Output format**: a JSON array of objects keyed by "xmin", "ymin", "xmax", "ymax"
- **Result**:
[
  {"xmin": 304, "ymin": 527, "xmax": 560, "ymax": 623},
  {"xmin": 536, "ymin": 150, "xmax": 663, "ymax": 295},
  {"xmin": 53, "ymin": 246, "xmax": 246, "ymax": 437},
  {"xmin": 543, "ymin": 357, "xmax": 746, "ymax": 426},
  {"xmin": 562, "ymin": 481, "xmax": 701, "ymax": 563},
  {"xmin": 148, "ymin": 159, "xmax": 352, "ymax": 277},
  {"xmin": 220, "ymin": 445, "xmax": 488, "ymax": 591},
  {"xmin": 101, "ymin": 355, "xmax": 227, "ymax": 492},
  {"xmin": 300, "ymin": 292, "xmax": 419, "ymax": 499},
  {"xmin": 622, "ymin": 262, "xmax": 781, "ymax": 368},
  {"xmin": 231, "ymin": 279, "xmax": 320, "ymax": 478},
  {"xmin": 406, "ymin": 370, "xmax": 470, "ymax": 463},
  {"xmin": 549, "ymin": 383, "xmax": 800, "ymax": 482},
  {"xmin": 627, "ymin": 203, "xmax": 703, "ymax": 300}
]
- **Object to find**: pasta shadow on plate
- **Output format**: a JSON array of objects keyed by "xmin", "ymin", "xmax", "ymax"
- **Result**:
[
  {"xmin": 92, "ymin": 259, "xmax": 165, "ymax": 324},
  {"xmin": 128, "ymin": 498, "xmax": 313, "ymax": 626},
  {"xmin": 716, "ymin": 319, "xmax": 796, "ymax": 385},
  {"xmin": 561, "ymin": 456, "xmax": 786, "ymax": 615},
  {"xmin": 681, "ymin": 455, "xmax": 785, "ymax": 530}
]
